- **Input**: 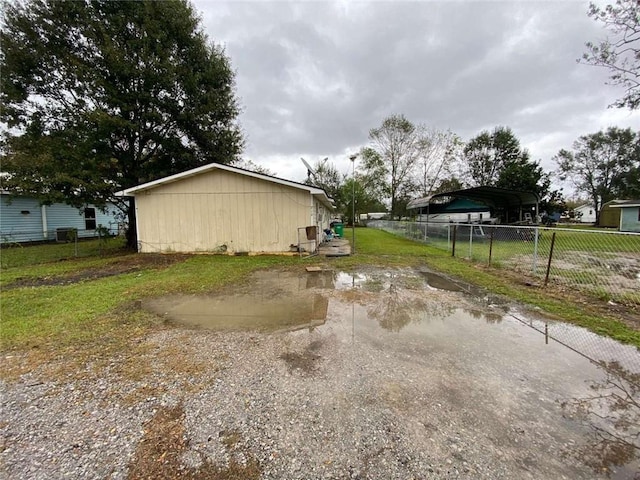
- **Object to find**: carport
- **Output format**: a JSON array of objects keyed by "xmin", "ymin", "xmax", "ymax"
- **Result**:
[{"xmin": 410, "ymin": 186, "xmax": 540, "ymax": 224}]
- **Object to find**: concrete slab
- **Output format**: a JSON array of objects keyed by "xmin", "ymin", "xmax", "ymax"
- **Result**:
[{"xmin": 318, "ymin": 237, "xmax": 351, "ymax": 257}]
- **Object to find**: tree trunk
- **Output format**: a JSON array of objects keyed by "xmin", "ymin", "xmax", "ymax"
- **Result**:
[{"xmin": 126, "ymin": 197, "xmax": 138, "ymax": 251}]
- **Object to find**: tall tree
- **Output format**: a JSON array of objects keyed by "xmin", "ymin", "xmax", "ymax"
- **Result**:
[
  {"xmin": 304, "ymin": 158, "xmax": 343, "ymax": 201},
  {"xmin": 340, "ymin": 177, "xmax": 387, "ymax": 225},
  {"xmin": 462, "ymin": 126, "xmax": 526, "ymax": 187},
  {"xmin": 360, "ymin": 114, "xmax": 423, "ymax": 218},
  {"xmin": 232, "ymin": 159, "xmax": 275, "ymax": 176},
  {"xmin": 555, "ymin": 127, "xmax": 640, "ymax": 222},
  {"xmin": 412, "ymin": 129, "xmax": 461, "ymax": 197},
  {"xmin": 581, "ymin": 0, "xmax": 640, "ymax": 109},
  {"xmin": 496, "ymin": 156, "xmax": 563, "ymax": 213},
  {"xmin": 1, "ymin": 0, "xmax": 243, "ymax": 248},
  {"xmin": 432, "ymin": 177, "xmax": 463, "ymax": 195}
]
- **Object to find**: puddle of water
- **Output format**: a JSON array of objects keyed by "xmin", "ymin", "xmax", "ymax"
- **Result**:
[
  {"xmin": 145, "ymin": 292, "xmax": 328, "ymax": 333},
  {"xmin": 418, "ymin": 271, "xmax": 464, "ymax": 292},
  {"xmin": 143, "ymin": 267, "xmax": 640, "ymax": 476}
]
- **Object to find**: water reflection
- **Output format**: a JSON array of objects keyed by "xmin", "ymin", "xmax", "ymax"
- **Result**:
[
  {"xmin": 364, "ymin": 274, "xmax": 456, "ymax": 332},
  {"xmin": 144, "ymin": 292, "xmax": 329, "ymax": 333},
  {"xmin": 560, "ymin": 361, "xmax": 640, "ymax": 477},
  {"xmin": 419, "ymin": 271, "xmax": 464, "ymax": 292},
  {"xmin": 305, "ymin": 271, "xmax": 336, "ymax": 290},
  {"xmin": 465, "ymin": 308, "xmax": 504, "ymax": 324}
]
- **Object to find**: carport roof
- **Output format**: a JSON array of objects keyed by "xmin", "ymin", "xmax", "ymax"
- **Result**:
[
  {"xmin": 408, "ymin": 186, "xmax": 540, "ymax": 210},
  {"xmin": 608, "ymin": 200, "xmax": 640, "ymax": 208}
]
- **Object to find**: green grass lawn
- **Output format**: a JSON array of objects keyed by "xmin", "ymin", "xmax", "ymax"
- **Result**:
[
  {"xmin": 1, "ymin": 236, "xmax": 127, "ymax": 269},
  {"xmin": 1, "ymin": 228, "xmax": 638, "ymax": 352}
]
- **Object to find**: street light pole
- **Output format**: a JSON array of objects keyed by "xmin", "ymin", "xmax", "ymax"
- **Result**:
[{"xmin": 349, "ymin": 154, "xmax": 358, "ymax": 254}]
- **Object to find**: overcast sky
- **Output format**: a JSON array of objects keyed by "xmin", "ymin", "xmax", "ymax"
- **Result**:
[{"xmin": 193, "ymin": 0, "xmax": 640, "ymax": 191}]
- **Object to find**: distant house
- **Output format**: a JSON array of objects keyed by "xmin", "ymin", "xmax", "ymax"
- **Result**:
[
  {"xmin": 116, "ymin": 163, "xmax": 334, "ymax": 254},
  {"xmin": 609, "ymin": 200, "xmax": 640, "ymax": 233},
  {"xmin": 574, "ymin": 204, "xmax": 596, "ymax": 223},
  {"xmin": 0, "ymin": 192, "xmax": 121, "ymax": 244}
]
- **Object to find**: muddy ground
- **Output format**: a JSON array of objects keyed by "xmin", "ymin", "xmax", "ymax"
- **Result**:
[{"xmin": 1, "ymin": 267, "xmax": 639, "ymax": 479}]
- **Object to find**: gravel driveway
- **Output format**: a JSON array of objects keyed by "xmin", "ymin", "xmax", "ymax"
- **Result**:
[{"xmin": 2, "ymin": 267, "xmax": 639, "ymax": 479}]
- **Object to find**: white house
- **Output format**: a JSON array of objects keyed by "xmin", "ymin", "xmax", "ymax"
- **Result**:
[{"xmin": 574, "ymin": 204, "xmax": 597, "ymax": 223}]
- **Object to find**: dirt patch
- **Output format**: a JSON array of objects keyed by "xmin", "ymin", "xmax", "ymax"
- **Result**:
[
  {"xmin": 4, "ymin": 254, "xmax": 190, "ymax": 288},
  {"xmin": 127, "ymin": 405, "xmax": 261, "ymax": 480}
]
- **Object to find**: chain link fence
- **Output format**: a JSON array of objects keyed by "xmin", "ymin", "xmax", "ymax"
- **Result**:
[
  {"xmin": 370, "ymin": 220, "xmax": 640, "ymax": 310},
  {"xmin": 371, "ymin": 220, "xmax": 640, "ymax": 379},
  {"xmin": 1, "ymin": 228, "xmax": 125, "ymax": 268}
]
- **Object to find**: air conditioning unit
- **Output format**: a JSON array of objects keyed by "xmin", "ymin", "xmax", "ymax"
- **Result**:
[{"xmin": 56, "ymin": 228, "xmax": 76, "ymax": 242}]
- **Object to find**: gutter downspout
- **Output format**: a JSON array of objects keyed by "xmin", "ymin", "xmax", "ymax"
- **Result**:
[{"xmin": 41, "ymin": 205, "xmax": 48, "ymax": 240}]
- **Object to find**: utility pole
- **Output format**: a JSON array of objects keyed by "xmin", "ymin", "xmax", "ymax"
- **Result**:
[{"xmin": 350, "ymin": 154, "xmax": 358, "ymax": 254}]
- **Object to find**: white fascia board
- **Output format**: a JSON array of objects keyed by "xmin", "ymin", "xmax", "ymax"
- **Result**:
[{"xmin": 114, "ymin": 162, "xmax": 328, "ymax": 199}]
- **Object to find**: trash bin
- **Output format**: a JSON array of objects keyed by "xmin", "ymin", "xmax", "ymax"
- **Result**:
[{"xmin": 333, "ymin": 223, "xmax": 344, "ymax": 237}]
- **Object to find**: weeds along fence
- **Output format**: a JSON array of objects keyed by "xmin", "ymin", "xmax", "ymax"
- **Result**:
[
  {"xmin": 370, "ymin": 220, "xmax": 640, "ymax": 310},
  {"xmin": 1, "ymin": 228, "xmax": 124, "ymax": 268}
]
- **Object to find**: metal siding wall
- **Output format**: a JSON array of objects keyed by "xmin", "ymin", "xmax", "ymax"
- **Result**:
[
  {"xmin": 95, "ymin": 204, "xmax": 121, "ymax": 234},
  {"xmin": 134, "ymin": 170, "xmax": 316, "ymax": 253},
  {"xmin": 46, "ymin": 203, "xmax": 119, "ymax": 238},
  {"xmin": 0, "ymin": 196, "xmax": 120, "ymax": 243},
  {"xmin": 620, "ymin": 207, "xmax": 640, "ymax": 232},
  {"xmin": 0, "ymin": 195, "xmax": 44, "ymax": 242}
]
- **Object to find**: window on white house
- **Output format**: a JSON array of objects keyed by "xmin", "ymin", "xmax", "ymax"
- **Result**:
[{"xmin": 84, "ymin": 208, "xmax": 96, "ymax": 230}]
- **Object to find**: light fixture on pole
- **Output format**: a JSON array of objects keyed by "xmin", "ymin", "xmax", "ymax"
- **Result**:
[{"xmin": 349, "ymin": 154, "xmax": 358, "ymax": 254}]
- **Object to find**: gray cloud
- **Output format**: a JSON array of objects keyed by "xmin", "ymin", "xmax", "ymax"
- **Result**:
[{"xmin": 195, "ymin": 0, "xmax": 640, "ymax": 182}]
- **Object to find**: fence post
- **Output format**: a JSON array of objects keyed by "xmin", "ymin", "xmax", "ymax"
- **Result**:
[
  {"xmin": 488, "ymin": 228, "xmax": 494, "ymax": 266},
  {"xmin": 468, "ymin": 224, "xmax": 473, "ymax": 259},
  {"xmin": 532, "ymin": 226, "xmax": 539, "ymax": 275},
  {"xmin": 451, "ymin": 225, "xmax": 457, "ymax": 257},
  {"xmin": 544, "ymin": 232, "xmax": 557, "ymax": 287}
]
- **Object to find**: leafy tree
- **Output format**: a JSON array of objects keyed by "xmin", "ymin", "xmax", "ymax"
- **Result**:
[
  {"xmin": 462, "ymin": 126, "xmax": 526, "ymax": 187},
  {"xmin": 555, "ymin": 127, "xmax": 640, "ymax": 222},
  {"xmin": 232, "ymin": 159, "xmax": 275, "ymax": 176},
  {"xmin": 304, "ymin": 158, "xmax": 343, "ymax": 201},
  {"xmin": 340, "ymin": 177, "xmax": 387, "ymax": 225},
  {"xmin": 581, "ymin": 0, "xmax": 640, "ymax": 109},
  {"xmin": 432, "ymin": 177, "xmax": 463, "ymax": 195},
  {"xmin": 412, "ymin": 129, "xmax": 461, "ymax": 197},
  {"xmin": 1, "ymin": 0, "xmax": 243, "ymax": 248},
  {"xmin": 611, "ymin": 163, "xmax": 640, "ymax": 198},
  {"xmin": 464, "ymin": 126, "xmax": 564, "ymax": 213},
  {"xmin": 360, "ymin": 114, "xmax": 423, "ymax": 218},
  {"xmin": 496, "ymin": 156, "xmax": 564, "ymax": 213}
]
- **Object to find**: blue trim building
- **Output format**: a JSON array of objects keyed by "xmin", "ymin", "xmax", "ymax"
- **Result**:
[
  {"xmin": 610, "ymin": 200, "xmax": 640, "ymax": 233},
  {"xmin": 0, "ymin": 193, "xmax": 121, "ymax": 244}
]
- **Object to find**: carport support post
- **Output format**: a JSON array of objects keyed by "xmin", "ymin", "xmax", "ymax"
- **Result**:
[
  {"xmin": 468, "ymin": 224, "xmax": 473, "ymax": 259},
  {"xmin": 544, "ymin": 232, "xmax": 557, "ymax": 287}
]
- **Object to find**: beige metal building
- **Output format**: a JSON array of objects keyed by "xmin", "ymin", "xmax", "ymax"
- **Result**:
[{"xmin": 116, "ymin": 163, "xmax": 334, "ymax": 254}]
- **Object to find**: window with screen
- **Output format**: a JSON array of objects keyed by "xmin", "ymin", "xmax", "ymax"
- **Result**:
[{"xmin": 84, "ymin": 207, "xmax": 96, "ymax": 230}]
